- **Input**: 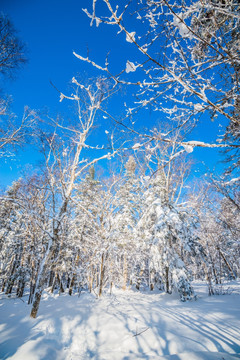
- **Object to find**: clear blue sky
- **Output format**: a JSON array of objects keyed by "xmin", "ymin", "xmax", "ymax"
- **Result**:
[{"xmin": 0, "ymin": 0, "xmax": 225, "ymax": 188}]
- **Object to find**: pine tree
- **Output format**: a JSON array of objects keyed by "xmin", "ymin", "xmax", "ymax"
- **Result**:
[
  {"xmin": 138, "ymin": 165, "xmax": 200, "ymax": 300},
  {"xmin": 111, "ymin": 156, "xmax": 141, "ymax": 289}
]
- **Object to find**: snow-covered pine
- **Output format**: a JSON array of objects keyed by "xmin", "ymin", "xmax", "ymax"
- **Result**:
[
  {"xmin": 110, "ymin": 156, "xmax": 142, "ymax": 290},
  {"xmin": 68, "ymin": 167, "xmax": 105, "ymax": 295},
  {"xmin": 138, "ymin": 168, "xmax": 199, "ymax": 301}
]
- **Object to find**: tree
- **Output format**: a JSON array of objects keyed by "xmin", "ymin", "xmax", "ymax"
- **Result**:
[
  {"xmin": 188, "ymin": 176, "xmax": 240, "ymax": 294},
  {"xmin": 0, "ymin": 107, "xmax": 36, "ymax": 158},
  {"xmin": 29, "ymin": 76, "xmax": 118, "ymax": 318},
  {"xmin": 135, "ymin": 138, "xmax": 202, "ymax": 300},
  {"xmin": 79, "ymin": 0, "xmax": 240, "ymax": 163},
  {"xmin": 110, "ymin": 156, "xmax": 142, "ymax": 290},
  {"xmin": 0, "ymin": 173, "xmax": 55, "ymax": 302},
  {"xmin": 0, "ymin": 14, "xmax": 35, "ymax": 158},
  {"xmin": 0, "ymin": 14, "xmax": 27, "ymax": 80},
  {"xmin": 0, "ymin": 180, "xmax": 23, "ymax": 295},
  {"xmin": 66, "ymin": 166, "xmax": 105, "ymax": 295}
]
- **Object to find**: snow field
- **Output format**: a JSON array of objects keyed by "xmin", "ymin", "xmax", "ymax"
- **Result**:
[{"xmin": 0, "ymin": 282, "xmax": 240, "ymax": 360}]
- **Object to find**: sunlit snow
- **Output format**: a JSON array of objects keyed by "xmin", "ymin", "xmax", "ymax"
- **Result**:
[{"xmin": 1, "ymin": 282, "xmax": 240, "ymax": 360}]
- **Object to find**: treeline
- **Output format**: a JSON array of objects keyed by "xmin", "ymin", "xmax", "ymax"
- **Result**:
[{"xmin": 0, "ymin": 138, "xmax": 239, "ymax": 318}]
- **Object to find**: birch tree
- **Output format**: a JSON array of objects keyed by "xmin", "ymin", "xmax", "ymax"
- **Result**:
[{"xmin": 29, "ymin": 77, "xmax": 118, "ymax": 318}]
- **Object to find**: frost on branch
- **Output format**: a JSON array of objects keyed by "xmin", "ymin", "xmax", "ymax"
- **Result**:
[
  {"xmin": 82, "ymin": 8, "xmax": 102, "ymax": 27},
  {"xmin": 132, "ymin": 143, "xmax": 141, "ymax": 150},
  {"xmin": 172, "ymin": 13, "xmax": 193, "ymax": 39},
  {"xmin": 80, "ymin": 0, "xmax": 240, "ymax": 165},
  {"xmin": 126, "ymin": 31, "xmax": 136, "ymax": 43},
  {"xmin": 73, "ymin": 52, "xmax": 107, "ymax": 71},
  {"xmin": 126, "ymin": 61, "xmax": 137, "ymax": 73},
  {"xmin": 59, "ymin": 93, "xmax": 65, "ymax": 102},
  {"xmin": 182, "ymin": 144, "xmax": 193, "ymax": 153}
]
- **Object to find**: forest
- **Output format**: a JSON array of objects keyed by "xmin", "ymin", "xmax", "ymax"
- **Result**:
[{"xmin": 0, "ymin": 0, "xmax": 239, "ymax": 325}]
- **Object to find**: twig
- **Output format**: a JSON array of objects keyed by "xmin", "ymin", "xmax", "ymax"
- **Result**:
[{"xmin": 133, "ymin": 327, "xmax": 149, "ymax": 337}]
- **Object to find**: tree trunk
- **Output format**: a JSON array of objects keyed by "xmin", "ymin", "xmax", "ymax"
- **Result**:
[
  {"xmin": 89, "ymin": 273, "xmax": 93, "ymax": 293},
  {"xmin": 28, "ymin": 280, "xmax": 36, "ymax": 305},
  {"xmin": 51, "ymin": 273, "xmax": 57, "ymax": 293},
  {"xmin": 165, "ymin": 266, "xmax": 170, "ymax": 294},
  {"xmin": 5, "ymin": 256, "xmax": 18, "ymax": 295},
  {"xmin": 28, "ymin": 259, "xmax": 37, "ymax": 304},
  {"xmin": 122, "ymin": 253, "xmax": 128, "ymax": 290},
  {"xmin": 1, "ymin": 280, "xmax": 6, "ymax": 292},
  {"xmin": 30, "ymin": 290, "xmax": 42, "ymax": 318},
  {"xmin": 206, "ymin": 242, "xmax": 219, "ymax": 284},
  {"xmin": 207, "ymin": 271, "xmax": 214, "ymax": 296},
  {"xmin": 149, "ymin": 265, "xmax": 154, "ymax": 291},
  {"xmin": 48, "ymin": 270, "xmax": 55, "ymax": 287},
  {"xmin": 30, "ymin": 238, "xmax": 53, "ymax": 318},
  {"xmin": 69, "ymin": 275, "xmax": 75, "ymax": 296},
  {"xmin": 136, "ymin": 269, "xmax": 144, "ymax": 290},
  {"xmin": 204, "ymin": 263, "xmax": 214, "ymax": 296},
  {"xmin": 99, "ymin": 253, "xmax": 105, "ymax": 297},
  {"xmin": 16, "ymin": 278, "xmax": 25, "ymax": 298},
  {"xmin": 5, "ymin": 277, "xmax": 15, "ymax": 295},
  {"xmin": 218, "ymin": 248, "xmax": 236, "ymax": 280},
  {"xmin": 58, "ymin": 274, "xmax": 64, "ymax": 294}
]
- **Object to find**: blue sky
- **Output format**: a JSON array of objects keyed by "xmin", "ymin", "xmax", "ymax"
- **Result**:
[{"xmin": 0, "ymin": 0, "xmax": 226, "ymax": 188}]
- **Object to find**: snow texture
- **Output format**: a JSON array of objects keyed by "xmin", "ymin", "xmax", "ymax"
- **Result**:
[
  {"xmin": 1, "ymin": 281, "xmax": 240, "ymax": 360},
  {"xmin": 182, "ymin": 144, "xmax": 194, "ymax": 153},
  {"xmin": 132, "ymin": 143, "xmax": 141, "ymax": 150},
  {"xmin": 172, "ymin": 14, "xmax": 192, "ymax": 38},
  {"xmin": 126, "ymin": 61, "xmax": 137, "ymax": 73},
  {"xmin": 126, "ymin": 32, "xmax": 136, "ymax": 43}
]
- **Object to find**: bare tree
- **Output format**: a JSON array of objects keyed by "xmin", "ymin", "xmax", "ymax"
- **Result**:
[
  {"xmin": 78, "ymin": 0, "xmax": 240, "ymax": 158},
  {"xmin": 0, "ymin": 14, "xmax": 27, "ymax": 80},
  {"xmin": 29, "ymin": 77, "xmax": 119, "ymax": 318},
  {"xmin": 0, "ymin": 14, "xmax": 33, "ymax": 157},
  {"xmin": 0, "ymin": 107, "xmax": 36, "ymax": 158}
]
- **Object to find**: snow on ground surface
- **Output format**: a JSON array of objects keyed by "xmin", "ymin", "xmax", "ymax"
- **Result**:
[{"xmin": 0, "ymin": 282, "xmax": 240, "ymax": 360}]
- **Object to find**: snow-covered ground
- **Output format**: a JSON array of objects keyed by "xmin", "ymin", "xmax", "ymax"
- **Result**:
[{"xmin": 0, "ymin": 282, "xmax": 240, "ymax": 360}]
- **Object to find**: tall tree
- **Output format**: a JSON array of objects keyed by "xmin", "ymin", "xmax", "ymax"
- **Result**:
[
  {"xmin": 111, "ymin": 156, "xmax": 141, "ymax": 289},
  {"xmin": 135, "ymin": 136, "xmax": 204, "ymax": 299},
  {"xmin": 0, "ymin": 14, "xmax": 35, "ymax": 158},
  {"xmin": 0, "ymin": 14, "xmax": 27, "ymax": 80},
  {"xmin": 29, "ymin": 77, "xmax": 118, "ymax": 318},
  {"xmin": 79, "ymin": 0, "xmax": 240, "ymax": 160}
]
